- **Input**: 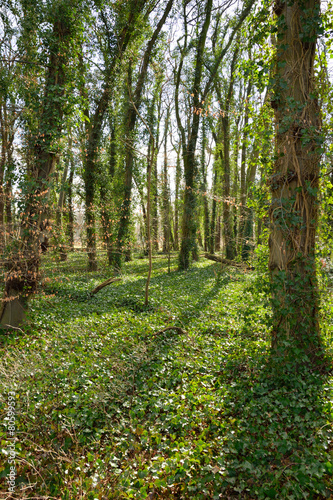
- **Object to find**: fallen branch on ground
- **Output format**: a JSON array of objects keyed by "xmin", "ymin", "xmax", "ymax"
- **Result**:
[
  {"xmin": 204, "ymin": 253, "xmax": 255, "ymax": 270},
  {"xmin": 153, "ymin": 326, "xmax": 188, "ymax": 336},
  {"xmin": 90, "ymin": 277, "xmax": 121, "ymax": 295}
]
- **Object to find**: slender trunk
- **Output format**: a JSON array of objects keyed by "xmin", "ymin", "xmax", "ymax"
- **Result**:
[
  {"xmin": 145, "ymin": 136, "xmax": 154, "ymax": 306},
  {"xmin": 201, "ymin": 119, "xmax": 210, "ymax": 252},
  {"xmin": 218, "ymin": 44, "xmax": 238, "ymax": 260},
  {"xmin": 5, "ymin": 176, "xmax": 12, "ymax": 235},
  {"xmin": 114, "ymin": 0, "xmax": 174, "ymax": 269},
  {"xmin": 215, "ymin": 214, "xmax": 221, "ymax": 252},
  {"xmin": 162, "ymin": 110, "xmax": 170, "ymax": 253},
  {"xmin": 57, "ymin": 139, "xmax": 71, "ymax": 220},
  {"xmin": 56, "ymin": 137, "xmax": 71, "ymax": 261},
  {"xmin": 0, "ymin": 103, "xmax": 8, "ymax": 250},
  {"xmin": 67, "ymin": 156, "xmax": 75, "ymax": 250},
  {"xmin": 222, "ymin": 115, "xmax": 235, "ymax": 259},
  {"xmin": 174, "ymin": 146, "xmax": 181, "ymax": 251},
  {"xmin": 99, "ymin": 122, "xmax": 116, "ymax": 265},
  {"xmin": 114, "ymin": 64, "xmax": 135, "ymax": 269},
  {"xmin": 239, "ymin": 81, "xmax": 252, "ymax": 260},
  {"xmin": 84, "ymin": 168, "xmax": 97, "ymax": 270},
  {"xmin": 82, "ymin": 85, "xmax": 110, "ymax": 271},
  {"xmin": 209, "ymin": 165, "xmax": 218, "ymax": 254},
  {"xmin": 152, "ymin": 95, "xmax": 161, "ymax": 252},
  {"xmin": 232, "ymin": 118, "xmax": 240, "ymax": 256},
  {"xmin": 177, "ymin": 0, "xmax": 213, "ymax": 270}
]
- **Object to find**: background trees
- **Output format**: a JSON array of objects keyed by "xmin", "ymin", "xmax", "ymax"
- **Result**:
[
  {"xmin": 0, "ymin": 0, "xmax": 332, "ymax": 363},
  {"xmin": 1, "ymin": 1, "xmax": 333, "ymax": 498}
]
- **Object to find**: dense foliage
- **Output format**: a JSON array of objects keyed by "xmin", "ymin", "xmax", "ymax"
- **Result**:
[
  {"xmin": 0, "ymin": 252, "xmax": 333, "ymax": 498},
  {"xmin": 1, "ymin": 0, "xmax": 333, "ymax": 497}
]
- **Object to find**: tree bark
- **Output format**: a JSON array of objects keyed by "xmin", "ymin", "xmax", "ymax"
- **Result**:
[
  {"xmin": 162, "ymin": 109, "xmax": 170, "ymax": 253},
  {"xmin": 217, "ymin": 44, "xmax": 238, "ymax": 260},
  {"xmin": 1, "ymin": 7, "xmax": 75, "ymax": 328},
  {"xmin": 67, "ymin": 151, "xmax": 75, "ymax": 250},
  {"xmin": 173, "ymin": 146, "xmax": 181, "ymax": 251},
  {"xmin": 239, "ymin": 80, "xmax": 252, "ymax": 260},
  {"xmin": 114, "ymin": 0, "xmax": 174, "ymax": 270},
  {"xmin": 177, "ymin": 0, "xmax": 213, "ymax": 270},
  {"xmin": 201, "ymin": 119, "xmax": 210, "ymax": 252},
  {"xmin": 56, "ymin": 136, "xmax": 72, "ymax": 261},
  {"xmin": 269, "ymin": 0, "xmax": 323, "ymax": 363}
]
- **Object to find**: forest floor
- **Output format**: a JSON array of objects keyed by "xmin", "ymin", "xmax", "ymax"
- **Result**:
[{"xmin": 0, "ymin": 251, "xmax": 333, "ymax": 499}]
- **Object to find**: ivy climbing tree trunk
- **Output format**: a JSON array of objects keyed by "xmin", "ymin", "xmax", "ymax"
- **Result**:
[
  {"xmin": 114, "ymin": 0, "xmax": 174, "ymax": 270},
  {"xmin": 81, "ymin": 0, "xmax": 147, "ymax": 271},
  {"xmin": 216, "ymin": 42, "xmax": 239, "ymax": 260},
  {"xmin": 201, "ymin": 119, "xmax": 210, "ymax": 252},
  {"xmin": 173, "ymin": 145, "xmax": 181, "ymax": 251},
  {"xmin": 269, "ymin": 0, "xmax": 324, "ymax": 363},
  {"xmin": 239, "ymin": 80, "xmax": 252, "ymax": 260},
  {"xmin": 162, "ymin": 108, "xmax": 170, "ymax": 253},
  {"xmin": 177, "ymin": 0, "xmax": 213, "ymax": 270},
  {"xmin": 0, "ymin": 4, "xmax": 76, "ymax": 328},
  {"xmin": 152, "ymin": 97, "xmax": 162, "ymax": 252},
  {"xmin": 67, "ymin": 151, "xmax": 75, "ymax": 251},
  {"xmin": 209, "ymin": 165, "xmax": 218, "ymax": 254}
]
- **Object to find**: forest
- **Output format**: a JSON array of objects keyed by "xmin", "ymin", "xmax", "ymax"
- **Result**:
[{"xmin": 0, "ymin": 0, "xmax": 333, "ymax": 498}]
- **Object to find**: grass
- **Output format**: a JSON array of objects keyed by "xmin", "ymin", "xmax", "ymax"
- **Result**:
[{"xmin": 0, "ymin": 250, "xmax": 333, "ymax": 499}]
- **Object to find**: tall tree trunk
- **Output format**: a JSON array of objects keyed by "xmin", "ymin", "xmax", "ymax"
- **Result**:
[
  {"xmin": 114, "ymin": 63, "xmax": 135, "ymax": 269},
  {"xmin": 232, "ymin": 117, "xmax": 240, "ymax": 256},
  {"xmin": 56, "ymin": 136, "xmax": 72, "ymax": 261},
  {"xmin": 173, "ymin": 146, "xmax": 181, "ymax": 251},
  {"xmin": 0, "ymin": 102, "xmax": 9, "ymax": 250},
  {"xmin": 67, "ymin": 153, "xmax": 75, "ymax": 250},
  {"xmin": 99, "ymin": 121, "xmax": 116, "ymax": 265},
  {"xmin": 215, "ymin": 214, "xmax": 221, "ymax": 252},
  {"xmin": 218, "ymin": 44, "xmax": 238, "ymax": 260},
  {"xmin": 152, "ymin": 150, "xmax": 159, "ymax": 251},
  {"xmin": 239, "ymin": 80, "xmax": 252, "ymax": 260},
  {"xmin": 114, "ymin": 0, "xmax": 174, "ymax": 269},
  {"xmin": 209, "ymin": 165, "xmax": 218, "ymax": 254},
  {"xmin": 5, "ymin": 175, "xmax": 12, "ymax": 236},
  {"xmin": 222, "ymin": 115, "xmax": 235, "ymax": 260},
  {"xmin": 0, "ymin": 7, "xmax": 75, "ymax": 328},
  {"xmin": 151, "ymin": 93, "xmax": 161, "ymax": 252},
  {"xmin": 201, "ymin": 119, "xmax": 210, "ymax": 252},
  {"xmin": 242, "ymin": 149, "xmax": 258, "ymax": 259},
  {"xmin": 177, "ymin": 0, "xmax": 213, "ymax": 270},
  {"xmin": 162, "ymin": 110, "xmax": 170, "ymax": 253},
  {"xmin": 269, "ymin": 0, "xmax": 323, "ymax": 362}
]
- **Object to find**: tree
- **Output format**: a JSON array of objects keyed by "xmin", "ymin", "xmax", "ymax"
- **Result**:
[
  {"xmin": 215, "ymin": 43, "xmax": 239, "ymax": 260},
  {"xmin": 0, "ymin": 0, "xmax": 83, "ymax": 328},
  {"xmin": 175, "ymin": 0, "xmax": 256, "ymax": 270},
  {"xmin": 269, "ymin": 0, "xmax": 324, "ymax": 363},
  {"xmin": 113, "ymin": 0, "xmax": 174, "ymax": 270},
  {"xmin": 80, "ymin": 0, "xmax": 148, "ymax": 271},
  {"xmin": 176, "ymin": 0, "xmax": 213, "ymax": 270}
]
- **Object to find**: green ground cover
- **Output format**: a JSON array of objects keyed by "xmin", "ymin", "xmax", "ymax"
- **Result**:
[{"xmin": 0, "ymin": 252, "xmax": 333, "ymax": 499}]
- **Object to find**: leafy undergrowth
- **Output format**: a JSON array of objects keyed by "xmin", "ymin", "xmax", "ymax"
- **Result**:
[{"xmin": 0, "ymin": 251, "xmax": 333, "ymax": 499}]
